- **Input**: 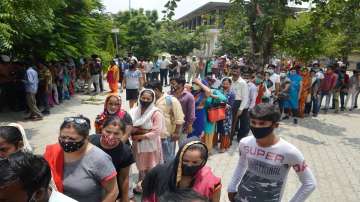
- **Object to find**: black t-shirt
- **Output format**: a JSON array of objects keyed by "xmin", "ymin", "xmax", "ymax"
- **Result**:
[{"xmin": 89, "ymin": 134, "xmax": 134, "ymax": 172}]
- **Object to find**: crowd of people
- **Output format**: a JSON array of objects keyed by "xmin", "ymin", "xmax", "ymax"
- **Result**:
[{"xmin": 5, "ymin": 52, "xmax": 360, "ymax": 202}]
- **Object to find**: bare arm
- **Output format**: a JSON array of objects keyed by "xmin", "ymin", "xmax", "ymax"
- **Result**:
[
  {"xmin": 139, "ymin": 76, "xmax": 144, "ymax": 89},
  {"xmin": 193, "ymin": 78, "xmax": 211, "ymax": 97},
  {"xmin": 123, "ymin": 125, "xmax": 132, "ymax": 142},
  {"xmin": 275, "ymin": 82, "xmax": 280, "ymax": 96},
  {"xmin": 211, "ymin": 185, "xmax": 221, "ymax": 202},
  {"xmin": 118, "ymin": 167, "xmax": 130, "ymax": 202},
  {"xmin": 122, "ymin": 76, "xmax": 126, "ymax": 89},
  {"xmin": 298, "ymin": 81, "xmax": 303, "ymax": 98},
  {"xmin": 101, "ymin": 177, "xmax": 119, "ymax": 202}
]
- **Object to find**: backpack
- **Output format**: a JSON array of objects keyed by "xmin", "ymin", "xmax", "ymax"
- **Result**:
[
  {"xmin": 165, "ymin": 95, "xmax": 175, "ymax": 118},
  {"xmin": 165, "ymin": 95, "xmax": 173, "ymax": 107}
]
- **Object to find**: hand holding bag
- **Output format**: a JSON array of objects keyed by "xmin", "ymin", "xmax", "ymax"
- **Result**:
[{"xmin": 207, "ymin": 101, "xmax": 226, "ymax": 122}]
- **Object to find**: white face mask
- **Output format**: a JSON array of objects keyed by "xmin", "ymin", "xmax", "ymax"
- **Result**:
[
  {"xmin": 268, "ymin": 69, "xmax": 274, "ymax": 74},
  {"xmin": 107, "ymin": 110, "xmax": 117, "ymax": 115}
]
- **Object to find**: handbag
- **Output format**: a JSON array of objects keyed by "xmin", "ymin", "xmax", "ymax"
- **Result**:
[{"xmin": 207, "ymin": 102, "xmax": 226, "ymax": 122}]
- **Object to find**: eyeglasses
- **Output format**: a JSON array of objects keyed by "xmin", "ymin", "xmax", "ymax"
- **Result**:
[{"xmin": 64, "ymin": 117, "xmax": 89, "ymax": 128}]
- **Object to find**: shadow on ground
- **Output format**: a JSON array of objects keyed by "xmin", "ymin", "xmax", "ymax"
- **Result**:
[
  {"xmin": 341, "ymin": 138, "xmax": 360, "ymax": 151},
  {"xmin": 297, "ymin": 117, "xmax": 346, "ymax": 137}
]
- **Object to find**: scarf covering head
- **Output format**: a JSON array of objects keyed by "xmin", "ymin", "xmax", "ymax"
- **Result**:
[
  {"xmin": 130, "ymin": 88, "xmax": 158, "ymax": 128},
  {"xmin": 142, "ymin": 137, "xmax": 209, "ymax": 199},
  {"xmin": 95, "ymin": 95, "xmax": 125, "ymax": 133},
  {"xmin": 7, "ymin": 123, "xmax": 32, "ymax": 152},
  {"xmin": 104, "ymin": 95, "xmax": 122, "ymax": 114}
]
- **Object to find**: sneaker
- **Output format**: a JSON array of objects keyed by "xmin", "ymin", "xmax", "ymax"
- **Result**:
[
  {"xmin": 334, "ymin": 110, "xmax": 339, "ymax": 114},
  {"xmin": 293, "ymin": 118, "xmax": 298, "ymax": 124},
  {"xmin": 341, "ymin": 107, "xmax": 345, "ymax": 111},
  {"xmin": 313, "ymin": 113, "xmax": 318, "ymax": 117}
]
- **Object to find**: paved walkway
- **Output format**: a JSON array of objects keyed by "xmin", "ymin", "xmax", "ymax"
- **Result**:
[{"xmin": 1, "ymin": 91, "xmax": 360, "ymax": 202}]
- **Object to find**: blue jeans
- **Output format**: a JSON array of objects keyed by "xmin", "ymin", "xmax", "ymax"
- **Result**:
[
  {"xmin": 318, "ymin": 92, "xmax": 331, "ymax": 111},
  {"xmin": 161, "ymin": 137, "xmax": 175, "ymax": 163},
  {"xmin": 305, "ymin": 95, "xmax": 319, "ymax": 114}
]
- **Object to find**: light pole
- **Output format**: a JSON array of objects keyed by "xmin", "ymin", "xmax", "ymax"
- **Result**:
[
  {"xmin": 111, "ymin": 28, "xmax": 120, "ymax": 56},
  {"xmin": 129, "ymin": 0, "xmax": 131, "ymax": 18}
]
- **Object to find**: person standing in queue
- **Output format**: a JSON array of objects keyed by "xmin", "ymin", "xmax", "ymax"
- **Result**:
[
  {"xmin": 146, "ymin": 80, "xmax": 185, "ymax": 163},
  {"xmin": 123, "ymin": 58, "xmax": 143, "ymax": 108},
  {"xmin": 90, "ymin": 117, "xmax": 135, "ymax": 202},
  {"xmin": 228, "ymin": 103, "xmax": 316, "ymax": 202},
  {"xmin": 95, "ymin": 95, "xmax": 133, "ymax": 142},
  {"xmin": 170, "ymin": 77, "xmax": 196, "ymax": 145},
  {"xmin": 0, "ymin": 123, "xmax": 33, "ymax": 159},
  {"xmin": 130, "ymin": 89, "xmax": 164, "ymax": 194},
  {"xmin": 230, "ymin": 65, "xmax": 249, "ymax": 142},
  {"xmin": 44, "ymin": 115, "xmax": 118, "ymax": 202}
]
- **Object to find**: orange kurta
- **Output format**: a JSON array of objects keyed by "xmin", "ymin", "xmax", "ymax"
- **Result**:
[
  {"xmin": 299, "ymin": 71, "xmax": 311, "ymax": 117},
  {"xmin": 107, "ymin": 65, "xmax": 119, "ymax": 94}
]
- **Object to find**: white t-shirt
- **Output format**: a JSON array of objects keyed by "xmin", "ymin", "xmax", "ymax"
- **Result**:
[
  {"xmin": 270, "ymin": 73, "xmax": 280, "ymax": 91},
  {"xmin": 49, "ymin": 190, "xmax": 78, "ymax": 202},
  {"xmin": 316, "ymin": 71, "xmax": 324, "ymax": 80},
  {"xmin": 144, "ymin": 62, "xmax": 152, "ymax": 73},
  {"xmin": 228, "ymin": 136, "xmax": 316, "ymax": 202},
  {"xmin": 160, "ymin": 59, "xmax": 170, "ymax": 69}
]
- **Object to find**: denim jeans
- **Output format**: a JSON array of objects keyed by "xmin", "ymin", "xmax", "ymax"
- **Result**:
[
  {"xmin": 305, "ymin": 95, "xmax": 319, "ymax": 114},
  {"xmin": 161, "ymin": 137, "xmax": 175, "ymax": 163},
  {"xmin": 318, "ymin": 92, "xmax": 331, "ymax": 111},
  {"xmin": 160, "ymin": 69, "xmax": 168, "ymax": 86}
]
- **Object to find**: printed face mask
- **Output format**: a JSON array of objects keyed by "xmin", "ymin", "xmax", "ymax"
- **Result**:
[
  {"xmin": 101, "ymin": 135, "xmax": 120, "ymax": 147},
  {"xmin": 58, "ymin": 138, "xmax": 85, "ymax": 153},
  {"xmin": 250, "ymin": 126, "xmax": 274, "ymax": 139}
]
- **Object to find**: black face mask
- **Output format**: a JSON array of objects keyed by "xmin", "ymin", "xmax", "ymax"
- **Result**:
[
  {"xmin": 250, "ymin": 126, "xmax": 274, "ymax": 139},
  {"xmin": 140, "ymin": 100, "xmax": 152, "ymax": 108},
  {"xmin": 182, "ymin": 164, "xmax": 203, "ymax": 176},
  {"xmin": 59, "ymin": 138, "xmax": 85, "ymax": 153}
]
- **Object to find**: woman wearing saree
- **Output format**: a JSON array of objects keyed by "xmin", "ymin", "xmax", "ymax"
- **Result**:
[
  {"xmin": 299, "ymin": 67, "xmax": 311, "ymax": 117},
  {"xmin": 107, "ymin": 60, "xmax": 120, "ymax": 95}
]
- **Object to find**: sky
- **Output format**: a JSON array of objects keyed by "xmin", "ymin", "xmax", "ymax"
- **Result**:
[
  {"xmin": 102, "ymin": 0, "xmax": 310, "ymax": 20},
  {"xmin": 102, "ymin": 0, "xmax": 230, "ymax": 19}
]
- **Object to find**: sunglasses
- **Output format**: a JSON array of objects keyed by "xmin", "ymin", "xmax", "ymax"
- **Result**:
[{"xmin": 64, "ymin": 117, "xmax": 89, "ymax": 128}]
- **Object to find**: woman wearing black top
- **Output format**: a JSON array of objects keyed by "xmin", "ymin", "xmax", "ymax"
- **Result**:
[{"xmin": 90, "ymin": 116, "xmax": 135, "ymax": 202}]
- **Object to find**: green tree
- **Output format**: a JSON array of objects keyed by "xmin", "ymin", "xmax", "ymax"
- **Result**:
[
  {"xmin": 156, "ymin": 22, "xmax": 201, "ymax": 56},
  {"xmin": 311, "ymin": 0, "xmax": 360, "ymax": 59},
  {"xmin": 164, "ymin": 0, "xmax": 312, "ymax": 68},
  {"xmin": 0, "ymin": 0, "xmax": 61, "ymax": 53},
  {"xmin": 216, "ymin": 2, "xmax": 249, "ymax": 57},
  {"xmin": 277, "ymin": 13, "xmax": 323, "ymax": 63},
  {"xmin": 113, "ymin": 9, "xmax": 161, "ymax": 58}
]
